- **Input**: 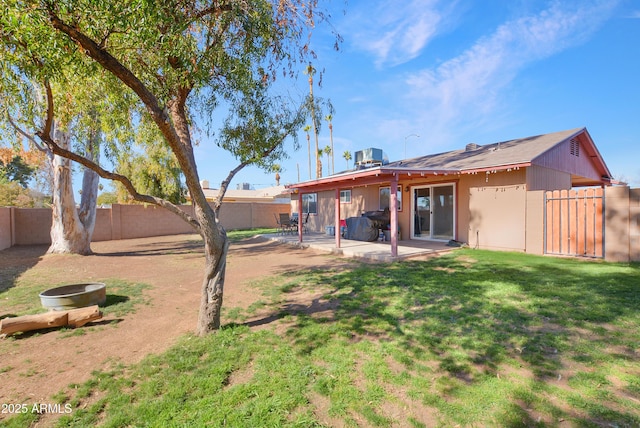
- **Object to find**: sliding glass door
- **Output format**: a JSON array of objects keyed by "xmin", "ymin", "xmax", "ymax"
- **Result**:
[{"xmin": 411, "ymin": 184, "xmax": 455, "ymax": 241}]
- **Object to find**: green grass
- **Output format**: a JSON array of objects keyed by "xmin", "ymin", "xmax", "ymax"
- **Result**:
[
  {"xmin": 0, "ymin": 278, "xmax": 150, "ymax": 320},
  {"xmin": 6, "ymin": 249, "xmax": 640, "ymax": 427},
  {"xmin": 227, "ymin": 228, "xmax": 276, "ymax": 242}
]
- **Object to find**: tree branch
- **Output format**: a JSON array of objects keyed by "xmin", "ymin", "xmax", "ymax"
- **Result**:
[
  {"xmin": 214, "ymin": 133, "xmax": 287, "ymax": 215},
  {"xmin": 45, "ymin": 5, "xmax": 210, "ymax": 228},
  {"xmin": 45, "ymin": 7, "xmax": 174, "ymax": 138},
  {"xmin": 214, "ymin": 160, "xmax": 249, "ymax": 216},
  {"xmin": 36, "ymin": 130, "xmax": 202, "ymax": 233},
  {"xmin": 6, "ymin": 112, "xmax": 48, "ymax": 155}
]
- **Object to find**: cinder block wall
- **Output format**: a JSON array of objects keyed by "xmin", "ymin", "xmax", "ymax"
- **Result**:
[
  {"xmin": 0, "ymin": 207, "xmax": 13, "ymax": 250},
  {"xmin": 0, "ymin": 202, "xmax": 290, "ymax": 251},
  {"xmin": 631, "ymin": 188, "xmax": 640, "ymax": 261},
  {"xmin": 14, "ymin": 208, "xmax": 51, "ymax": 245},
  {"xmin": 605, "ymin": 186, "xmax": 631, "ymax": 262}
]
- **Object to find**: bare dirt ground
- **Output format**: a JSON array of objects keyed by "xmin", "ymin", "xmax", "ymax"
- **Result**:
[{"xmin": 0, "ymin": 234, "xmax": 355, "ymax": 416}]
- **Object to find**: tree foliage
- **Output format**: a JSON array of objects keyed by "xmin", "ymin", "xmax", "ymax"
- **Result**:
[
  {"xmin": 0, "ymin": 154, "xmax": 36, "ymax": 187},
  {"xmin": 0, "ymin": 0, "xmax": 338, "ymax": 333}
]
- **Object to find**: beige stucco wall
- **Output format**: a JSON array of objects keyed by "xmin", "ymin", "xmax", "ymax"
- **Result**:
[
  {"xmin": 467, "ymin": 185, "xmax": 527, "ymax": 251},
  {"xmin": 0, "ymin": 202, "xmax": 289, "ymax": 251},
  {"xmin": 525, "ymin": 191, "xmax": 545, "ymax": 255}
]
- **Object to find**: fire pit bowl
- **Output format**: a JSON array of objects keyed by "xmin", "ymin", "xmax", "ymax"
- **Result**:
[{"xmin": 39, "ymin": 283, "xmax": 106, "ymax": 311}]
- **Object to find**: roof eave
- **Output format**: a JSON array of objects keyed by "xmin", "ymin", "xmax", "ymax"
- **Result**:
[{"xmin": 287, "ymin": 162, "xmax": 533, "ymax": 192}]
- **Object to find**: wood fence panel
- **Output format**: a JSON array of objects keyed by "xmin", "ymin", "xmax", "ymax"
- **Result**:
[{"xmin": 544, "ymin": 188, "xmax": 604, "ymax": 258}]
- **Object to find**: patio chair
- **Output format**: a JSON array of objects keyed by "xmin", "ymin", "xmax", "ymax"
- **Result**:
[
  {"xmin": 278, "ymin": 213, "xmax": 295, "ymax": 235},
  {"xmin": 274, "ymin": 213, "xmax": 289, "ymax": 235}
]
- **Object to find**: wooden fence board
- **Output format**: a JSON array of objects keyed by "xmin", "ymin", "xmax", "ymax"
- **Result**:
[{"xmin": 544, "ymin": 188, "xmax": 604, "ymax": 258}]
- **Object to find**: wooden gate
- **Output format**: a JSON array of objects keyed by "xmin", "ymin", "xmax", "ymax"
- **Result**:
[{"xmin": 544, "ymin": 188, "xmax": 604, "ymax": 258}]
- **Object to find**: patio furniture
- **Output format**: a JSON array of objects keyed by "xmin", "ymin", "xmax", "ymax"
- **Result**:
[
  {"xmin": 345, "ymin": 217, "xmax": 379, "ymax": 241},
  {"xmin": 301, "ymin": 213, "xmax": 310, "ymax": 234},
  {"xmin": 274, "ymin": 213, "xmax": 290, "ymax": 235},
  {"xmin": 276, "ymin": 213, "xmax": 295, "ymax": 235},
  {"xmin": 344, "ymin": 209, "xmax": 390, "ymax": 242},
  {"xmin": 290, "ymin": 212, "xmax": 310, "ymax": 234}
]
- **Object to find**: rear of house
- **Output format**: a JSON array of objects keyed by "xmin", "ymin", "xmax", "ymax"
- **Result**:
[{"xmin": 288, "ymin": 128, "xmax": 616, "ymax": 255}]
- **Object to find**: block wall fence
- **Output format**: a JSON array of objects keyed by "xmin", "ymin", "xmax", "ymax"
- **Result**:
[{"xmin": 0, "ymin": 202, "xmax": 290, "ymax": 251}]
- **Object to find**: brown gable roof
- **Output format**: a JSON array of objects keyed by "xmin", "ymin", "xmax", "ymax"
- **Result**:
[
  {"xmin": 289, "ymin": 127, "xmax": 613, "ymax": 192},
  {"xmin": 386, "ymin": 128, "xmax": 585, "ymax": 172}
]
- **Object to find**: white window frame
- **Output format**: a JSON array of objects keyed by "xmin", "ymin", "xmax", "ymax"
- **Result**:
[{"xmin": 340, "ymin": 189, "xmax": 351, "ymax": 204}]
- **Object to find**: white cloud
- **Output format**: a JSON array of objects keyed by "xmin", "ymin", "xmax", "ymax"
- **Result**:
[
  {"xmin": 349, "ymin": 0, "xmax": 454, "ymax": 67},
  {"xmin": 402, "ymin": 0, "xmax": 619, "ymax": 144}
]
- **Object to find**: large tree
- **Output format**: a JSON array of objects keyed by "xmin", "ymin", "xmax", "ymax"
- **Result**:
[
  {"xmin": 2, "ymin": 0, "xmax": 336, "ymax": 334},
  {"xmin": 0, "ymin": 51, "xmax": 124, "ymax": 254}
]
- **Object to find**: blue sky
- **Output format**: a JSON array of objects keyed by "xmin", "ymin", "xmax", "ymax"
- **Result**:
[{"xmin": 193, "ymin": 0, "xmax": 640, "ymax": 189}]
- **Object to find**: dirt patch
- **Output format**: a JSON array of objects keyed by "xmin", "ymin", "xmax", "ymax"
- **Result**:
[{"xmin": 0, "ymin": 234, "xmax": 354, "ymax": 413}]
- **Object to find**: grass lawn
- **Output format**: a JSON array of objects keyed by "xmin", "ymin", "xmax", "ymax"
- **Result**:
[{"xmin": 5, "ymin": 246, "xmax": 640, "ymax": 427}]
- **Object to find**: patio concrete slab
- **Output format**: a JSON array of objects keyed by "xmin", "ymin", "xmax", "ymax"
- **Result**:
[{"xmin": 261, "ymin": 232, "xmax": 456, "ymax": 262}]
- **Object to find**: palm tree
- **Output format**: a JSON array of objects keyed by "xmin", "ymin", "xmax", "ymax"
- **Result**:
[
  {"xmin": 271, "ymin": 164, "xmax": 282, "ymax": 186},
  {"xmin": 303, "ymin": 125, "xmax": 312, "ymax": 180},
  {"xmin": 305, "ymin": 63, "xmax": 320, "ymax": 179},
  {"xmin": 325, "ymin": 114, "xmax": 334, "ymax": 175},
  {"xmin": 317, "ymin": 148, "xmax": 323, "ymax": 178},
  {"xmin": 343, "ymin": 150, "xmax": 352, "ymax": 170},
  {"xmin": 323, "ymin": 145, "xmax": 332, "ymax": 176}
]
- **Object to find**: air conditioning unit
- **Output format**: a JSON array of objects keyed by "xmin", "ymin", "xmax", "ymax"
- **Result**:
[{"xmin": 354, "ymin": 148, "xmax": 388, "ymax": 169}]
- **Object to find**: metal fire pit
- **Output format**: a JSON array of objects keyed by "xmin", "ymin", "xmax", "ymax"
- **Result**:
[{"xmin": 39, "ymin": 283, "xmax": 106, "ymax": 311}]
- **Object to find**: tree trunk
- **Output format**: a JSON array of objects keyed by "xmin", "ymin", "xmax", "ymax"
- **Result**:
[
  {"xmin": 77, "ymin": 129, "xmax": 100, "ymax": 238},
  {"xmin": 47, "ymin": 125, "xmax": 98, "ymax": 255},
  {"xmin": 196, "ymin": 225, "xmax": 229, "ymax": 335}
]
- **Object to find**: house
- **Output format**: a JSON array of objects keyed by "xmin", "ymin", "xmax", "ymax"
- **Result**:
[
  {"xmin": 193, "ymin": 181, "xmax": 291, "ymax": 204},
  {"xmin": 287, "ymin": 127, "xmax": 614, "ymax": 257}
]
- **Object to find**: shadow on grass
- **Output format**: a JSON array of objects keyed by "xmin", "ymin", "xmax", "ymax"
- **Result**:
[
  {"xmin": 242, "ymin": 249, "xmax": 640, "ymax": 426},
  {"xmin": 0, "ymin": 244, "xmax": 49, "ymax": 295},
  {"xmin": 103, "ymin": 294, "xmax": 130, "ymax": 307},
  {"xmin": 282, "ymin": 252, "xmax": 638, "ymax": 373}
]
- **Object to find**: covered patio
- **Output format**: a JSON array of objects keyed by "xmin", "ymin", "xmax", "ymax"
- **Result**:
[{"xmin": 261, "ymin": 231, "xmax": 456, "ymax": 262}]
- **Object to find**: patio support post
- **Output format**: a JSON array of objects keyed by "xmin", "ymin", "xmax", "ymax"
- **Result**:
[
  {"xmin": 390, "ymin": 176, "xmax": 398, "ymax": 257},
  {"xmin": 298, "ymin": 192, "xmax": 303, "ymax": 243},
  {"xmin": 335, "ymin": 188, "xmax": 341, "ymax": 248}
]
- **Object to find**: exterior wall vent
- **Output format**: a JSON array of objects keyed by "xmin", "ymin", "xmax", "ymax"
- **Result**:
[{"xmin": 570, "ymin": 139, "xmax": 580, "ymax": 157}]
